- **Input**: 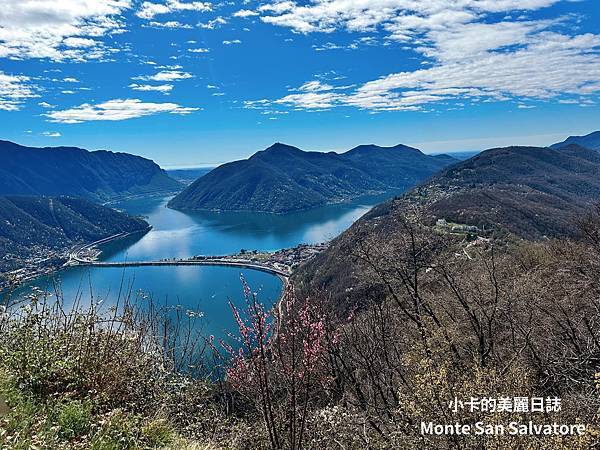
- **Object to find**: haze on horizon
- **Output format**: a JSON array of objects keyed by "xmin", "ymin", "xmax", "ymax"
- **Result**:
[{"xmin": 0, "ymin": 0, "xmax": 599, "ymax": 167}]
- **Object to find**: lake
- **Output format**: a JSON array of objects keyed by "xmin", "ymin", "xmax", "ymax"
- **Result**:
[
  {"xmin": 8, "ymin": 192, "xmax": 398, "ymax": 355},
  {"xmin": 99, "ymin": 193, "xmax": 397, "ymax": 261}
]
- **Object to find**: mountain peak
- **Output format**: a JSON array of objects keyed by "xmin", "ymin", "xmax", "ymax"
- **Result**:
[
  {"xmin": 250, "ymin": 143, "xmax": 307, "ymax": 162},
  {"xmin": 266, "ymin": 142, "xmax": 302, "ymax": 152}
]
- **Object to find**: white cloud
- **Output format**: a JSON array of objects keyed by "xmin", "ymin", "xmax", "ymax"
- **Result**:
[
  {"xmin": 137, "ymin": 0, "xmax": 212, "ymax": 20},
  {"xmin": 38, "ymin": 102, "xmax": 54, "ymax": 108},
  {"xmin": 63, "ymin": 37, "xmax": 97, "ymax": 48},
  {"xmin": 198, "ymin": 17, "xmax": 227, "ymax": 29},
  {"xmin": 63, "ymin": 77, "xmax": 79, "ymax": 83},
  {"xmin": 188, "ymin": 47, "xmax": 210, "ymax": 53},
  {"xmin": 298, "ymin": 81, "xmax": 334, "ymax": 92},
  {"xmin": 0, "ymin": 71, "xmax": 38, "ymax": 111},
  {"xmin": 129, "ymin": 83, "xmax": 174, "ymax": 93},
  {"xmin": 42, "ymin": 131, "xmax": 61, "ymax": 137},
  {"xmin": 134, "ymin": 70, "xmax": 193, "ymax": 81},
  {"xmin": 275, "ymin": 92, "xmax": 341, "ymax": 109},
  {"xmin": 147, "ymin": 20, "xmax": 193, "ymax": 29},
  {"xmin": 233, "ymin": 9, "xmax": 259, "ymax": 18},
  {"xmin": 0, "ymin": 0, "xmax": 131, "ymax": 61},
  {"xmin": 46, "ymin": 99, "xmax": 199, "ymax": 123},
  {"xmin": 258, "ymin": 0, "xmax": 560, "ymax": 34},
  {"xmin": 342, "ymin": 32, "xmax": 600, "ymax": 111},
  {"xmin": 251, "ymin": 2, "xmax": 600, "ymax": 112},
  {"xmin": 223, "ymin": 39, "xmax": 242, "ymax": 45}
]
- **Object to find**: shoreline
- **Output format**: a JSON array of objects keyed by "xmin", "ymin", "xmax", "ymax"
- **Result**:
[
  {"xmin": 0, "ymin": 228, "xmax": 152, "ymax": 295},
  {"xmin": 167, "ymin": 188, "xmax": 406, "ymax": 215},
  {"xmin": 6, "ymin": 235, "xmax": 326, "ymax": 303},
  {"xmin": 3, "ymin": 218, "xmax": 326, "ymax": 308}
]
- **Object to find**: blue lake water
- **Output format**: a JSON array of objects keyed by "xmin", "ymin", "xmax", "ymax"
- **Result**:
[
  {"xmin": 99, "ymin": 194, "xmax": 395, "ymax": 261},
  {"xmin": 8, "ymin": 192, "xmax": 398, "ymax": 355}
]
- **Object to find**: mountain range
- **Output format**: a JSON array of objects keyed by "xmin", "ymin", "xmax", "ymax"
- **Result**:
[
  {"xmin": 168, "ymin": 143, "xmax": 457, "ymax": 213},
  {"xmin": 0, "ymin": 140, "xmax": 182, "ymax": 202},
  {"xmin": 293, "ymin": 143, "xmax": 600, "ymax": 307}
]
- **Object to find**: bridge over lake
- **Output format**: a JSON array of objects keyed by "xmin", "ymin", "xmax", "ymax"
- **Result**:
[{"xmin": 67, "ymin": 232, "xmax": 291, "ymax": 281}]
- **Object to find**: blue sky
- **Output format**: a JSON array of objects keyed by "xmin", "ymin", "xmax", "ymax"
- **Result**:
[{"xmin": 0, "ymin": 0, "xmax": 599, "ymax": 167}]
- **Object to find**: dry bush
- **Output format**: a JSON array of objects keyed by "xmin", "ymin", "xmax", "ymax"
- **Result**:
[{"xmin": 295, "ymin": 209, "xmax": 600, "ymax": 449}]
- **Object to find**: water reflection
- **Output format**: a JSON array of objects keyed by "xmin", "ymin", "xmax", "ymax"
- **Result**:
[
  {"xmin": 102, "ymin": 192, "xmax": 401, "ymax": 262},
  {"xmin": 9, "ymin": 265, "xmax": 282, "ymax": 352}
]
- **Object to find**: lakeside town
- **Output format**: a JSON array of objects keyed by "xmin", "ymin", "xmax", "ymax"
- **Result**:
[{"xmin": 1, "ymin": 237, "xmax": 330, "ymax": 294}]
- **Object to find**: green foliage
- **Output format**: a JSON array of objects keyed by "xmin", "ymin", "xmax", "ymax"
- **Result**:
[
  {"xmin": 55, "ymin": 400, "xmax": 93, "ymax": 440},
  {"xmin": 89, "ymin": 410, "xmax": 140, "ymax": 450},
  {"xmin": 141, "ymin": 418, "xmax": 175, "ymax": 447}
]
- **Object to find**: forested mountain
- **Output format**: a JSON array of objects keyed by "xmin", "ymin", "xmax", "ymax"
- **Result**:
[
  {"xmin": 168, "ymin": 143, "xmax": 457, "ymax": 213},
  {"xmin": 0, "ymin": 196, "xmax": 149, "ymax": 274},
  {"xmin": 0, "ymin": 140, "xmax": 182, "ymax": 201},
  {"xmin": 551, "ymin": 130, "xmax": 600, "ymax": 151},
  {"xmin": 292, "ymin": 144, "xmax": 600, "ymax": 307}
]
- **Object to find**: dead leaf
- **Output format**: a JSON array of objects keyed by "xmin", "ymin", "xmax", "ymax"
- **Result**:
[{"xmin": 0, "ymin": 397, "xmax": 9, "ymax": 416}]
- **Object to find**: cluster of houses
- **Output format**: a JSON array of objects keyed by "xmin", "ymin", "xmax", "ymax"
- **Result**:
[
  {"xmin": 1, "ymin": 247, "xmax": 66, "ymax": 291},
  {"xmin": 436, "ymin": 218, "xmax": 479, "ymax": 233}
]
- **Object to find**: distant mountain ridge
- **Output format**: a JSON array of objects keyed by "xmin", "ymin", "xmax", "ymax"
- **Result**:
[
  {"xmin": 168, "ymin": 142, "xmax": 457, "ymax": 213},
  {"xmin": 166, "ymin": 167, "xmax": 214, "ymax": 185},
  {"xmin": 0, "ymin": 140, "xmax": 182, "ymax": 202},
  {"xmin": 0, "ymin": 196, "xmax": 149, "ymax": 275},
  {"xmin": 292, "ymin": 144, "xmax": 600, "ymax": 306},
  {"xmin": 551, "ymin": 130, "xmax": 600, "ymax": 151}
]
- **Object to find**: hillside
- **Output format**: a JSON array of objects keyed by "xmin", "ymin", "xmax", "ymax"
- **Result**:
[
  {"xmin": 0, "ymin": 140, "xmax": 182, "ymax": 201},
  {"xmin": 292, "ymin": 145, "xmax": 600, "ymax": 308},
  {"xmin": 168, "ymin": 143, "xmax": 456, "ymax": 213},
  {"xmin": 0, "ymin": 196, "xmax": 149, "ymax": 278},
  {"xmin": 551, "ymin": 130, "xmax": 600, "ymax": 151}
]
